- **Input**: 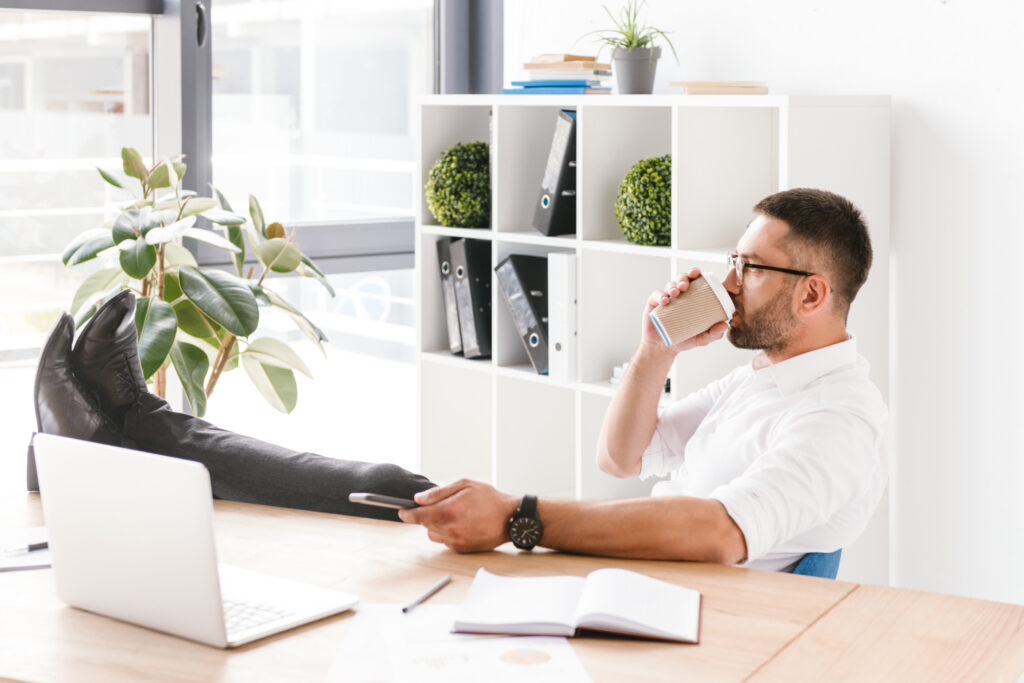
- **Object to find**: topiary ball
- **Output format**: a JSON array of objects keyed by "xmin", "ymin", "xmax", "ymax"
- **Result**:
[
  {"xmin": 615, "ymin": 154, "xmax": 672, "ymax": 246},
  {"xmin": 425, "ymin": 141, "xmax": 490, "ymax": 228}
]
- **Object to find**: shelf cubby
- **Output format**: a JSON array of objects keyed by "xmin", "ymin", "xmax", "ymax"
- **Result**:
[
  {"xmin": 578, "ymin": 249, "xmax": 671, "ymax": 385},
  {"xmin": 674, "ymin": 106, "xmax": 778, "ymax": 249},
  {"xmin": 493, "ymin": 240, "xmax": 574, "ymax": 373},
  {"xmin": 578, "ymin": 105, "xmax": 672, "ymax": 242},
  {"xmin": 495, "ymin": 376, "xmax": 576, "ymax": 499},
  {"xmin": 419, "ymin": 357, "xmax": 493, "ymax": 485},
  {"xmin": 419, "ymin": 103, "xmax": 492, "ymax": 229},
  {"xmin": 417, "ymin": 233, "xmax": 494, "ymax": 358},
  {"xmin": 493, "ymin": 104, "xmax": 575, "ymax": 235}
]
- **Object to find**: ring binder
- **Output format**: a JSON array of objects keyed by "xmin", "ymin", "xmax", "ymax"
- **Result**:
[
  {"xmin": 495, "ymin": 254, "xmax": 549, "ymax": 374},
  {"xmin": 532, "ymin": 110, "xmax": 577, "ymax": 237},
  {"xmin": 450, "ymin": 239, "xmax": 491, "ymax": 359},
  {"xmin": 435, "ymin": 238, "xmax": 463, "ymax": 354}
]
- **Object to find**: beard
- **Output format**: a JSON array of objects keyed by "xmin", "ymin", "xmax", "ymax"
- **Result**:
[{"xmin": 727, "ymin": 283, "xmax": 798, "ymax": 354}]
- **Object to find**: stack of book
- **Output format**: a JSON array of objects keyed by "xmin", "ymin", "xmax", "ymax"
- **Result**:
[
  {"xmin": 669, "ymin": 80, "xmax": 769, "ymax": 95},
  {"xmin": 503, "ymin": 53, "xmax": 612, "ymax": 95}
]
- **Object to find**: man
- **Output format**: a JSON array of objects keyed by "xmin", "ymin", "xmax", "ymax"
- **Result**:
[
  {"xmin": 30, "ymin": 290, "xmax": 434, "ymax": 522},
  {"xmin": 401, "ymin": 188, "xmax": 888, "ymax": 572}
]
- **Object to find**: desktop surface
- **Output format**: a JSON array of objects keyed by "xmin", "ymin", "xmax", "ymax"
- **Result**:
[{"xmin": 3, "ymin": 494, "xmax": 1024, "ymax": 682}]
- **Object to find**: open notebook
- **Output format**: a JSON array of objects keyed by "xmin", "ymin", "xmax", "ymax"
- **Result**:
[{"xmin": 453, "ymin": 568, "xmax": 701, "ymax": 643}]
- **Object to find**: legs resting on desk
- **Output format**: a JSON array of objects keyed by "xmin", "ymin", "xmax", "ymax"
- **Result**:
[{"xmin": 29, "ymin": 290, "xmax": 434, "ymax": 522}]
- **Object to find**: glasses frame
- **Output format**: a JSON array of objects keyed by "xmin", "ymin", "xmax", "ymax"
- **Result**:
[{"xmin": 727, "ymin": 252, "xmax": 816, "ymax": 287}]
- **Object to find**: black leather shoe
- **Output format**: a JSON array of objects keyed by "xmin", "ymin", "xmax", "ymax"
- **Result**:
[
  {"xmin": 29, "ymin": 313, "xmax": 120, "ymax": 491},
  {"xmin": 71, "ymin": 289, "xmax": 149, "ymax": 423}
]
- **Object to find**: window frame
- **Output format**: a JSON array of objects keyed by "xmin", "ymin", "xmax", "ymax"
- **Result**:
[{"xmin": 0, "ymin": 1, "xmax": 162, "ymax": 12}]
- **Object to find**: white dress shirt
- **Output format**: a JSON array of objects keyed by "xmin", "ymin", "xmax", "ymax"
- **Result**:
[{"xmin": 639, "ymin": 337, "xmax": 888, "ymax": 572}]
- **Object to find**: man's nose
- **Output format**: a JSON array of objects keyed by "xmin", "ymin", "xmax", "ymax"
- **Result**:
[{"xmin": 723, "ymin": 267, "xmax": 740, "ymax": 294}]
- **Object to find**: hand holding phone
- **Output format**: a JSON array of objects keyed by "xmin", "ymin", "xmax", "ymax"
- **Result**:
[{"xmin": 348, "ymin": 492, "xmax": 419, "ymax": 510}]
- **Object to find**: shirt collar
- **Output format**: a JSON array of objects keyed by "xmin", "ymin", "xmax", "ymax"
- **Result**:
[{"xmin": 752, "ymin": 336, "xmax": 858, "ymax": 395}]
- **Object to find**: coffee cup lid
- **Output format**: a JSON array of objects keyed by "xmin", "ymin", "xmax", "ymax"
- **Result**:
[{"xmin": 701, "ymin": 272, "xmax": 736, "ymax": 319}]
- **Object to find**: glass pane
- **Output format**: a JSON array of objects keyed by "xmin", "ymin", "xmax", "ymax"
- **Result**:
[
  {"xmin": 200, "ymin": 269, "xmax": 416, "ymax": 471},
  {"xmin": 211, "ymin": 1, "xmax": 433, "ymax": 223},
  {"xmin": 0, "ymin": 10, "xmax": 152, "ymax": 358}
]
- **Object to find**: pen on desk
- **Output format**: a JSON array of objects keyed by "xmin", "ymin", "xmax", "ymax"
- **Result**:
[
  {"xmin": 4, "ymin": 541, "xmax": 48, "ymax": 554},
  {"xmin": 402, "ymin": 574, "xmax": 452, "ymax": 613}
]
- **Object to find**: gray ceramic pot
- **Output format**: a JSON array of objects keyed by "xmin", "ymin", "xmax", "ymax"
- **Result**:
[{"xmin": 612, "ymin": 46, "xmax": 662, "ymax": 94}]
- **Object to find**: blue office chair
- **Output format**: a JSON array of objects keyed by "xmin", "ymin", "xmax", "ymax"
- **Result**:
[{"xmin": 791, "ymin": 549, "xmax": 842, "ymax": 579}]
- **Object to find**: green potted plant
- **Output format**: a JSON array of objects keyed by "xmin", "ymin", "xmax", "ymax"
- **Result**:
[
  {"xmin": 583, "ymin": 0, "xmax": 678, "ymax": 94},
  {"xmin": 616, "ymin": 154, "xmax": 672, "ymax": 246},
  {"xmin": 424, "ymin": 141, "xmax": 490, "ymax": 228},
  {"xmin": 62, "ymin": 147, "xmax": 334, "ymax": 417}
]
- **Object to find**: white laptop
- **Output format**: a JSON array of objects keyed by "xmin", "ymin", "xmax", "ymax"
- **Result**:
[{"xmin": 33, "ymin": 433, "xmax": 359, "ymax": 648}]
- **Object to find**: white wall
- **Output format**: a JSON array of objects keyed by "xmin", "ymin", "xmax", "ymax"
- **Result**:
[{"xmin": 506, "ymin": 0, "xmax": 1024, "ymax": 604}]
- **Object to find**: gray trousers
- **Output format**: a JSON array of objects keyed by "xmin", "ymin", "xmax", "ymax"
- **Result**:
[{"xmin": 121, "ymin": 393, "xmax": 434, "ymax": 522}]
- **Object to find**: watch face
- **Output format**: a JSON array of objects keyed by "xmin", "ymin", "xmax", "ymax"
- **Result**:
[{"xmin": 509, "ymin": 517, "xmax": 542, "ymax": 549}]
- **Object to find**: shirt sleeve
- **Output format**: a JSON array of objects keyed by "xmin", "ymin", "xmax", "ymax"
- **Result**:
[
  {"xmin": 639, "ymin": 370, "xmax": 734, "ymax": 480},
  {"xmin": 708, "ymin": 405, "xmax": 887, "ymax": 564}
]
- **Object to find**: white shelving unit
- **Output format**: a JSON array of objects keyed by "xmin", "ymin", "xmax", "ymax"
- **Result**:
[{"xmin": 416, "ymin": 94, "xmax": 890, "ymax": 502}]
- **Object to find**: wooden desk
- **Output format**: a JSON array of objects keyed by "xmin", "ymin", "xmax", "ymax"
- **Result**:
[{"xmin": 2, "ymin": 495, "xmax": 1023, "ymax": 682}]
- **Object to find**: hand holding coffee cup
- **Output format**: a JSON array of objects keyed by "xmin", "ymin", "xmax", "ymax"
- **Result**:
[{"xmin": 649, "ymin": 271, "xmax": 734, "ymax": 347}]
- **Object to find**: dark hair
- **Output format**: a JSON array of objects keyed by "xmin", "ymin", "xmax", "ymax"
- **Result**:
[{"xmin": 753, "ymin": 188, "xmax": 872, "ymax": 318}]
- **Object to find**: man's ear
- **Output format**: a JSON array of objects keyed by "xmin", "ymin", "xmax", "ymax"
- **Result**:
[{"xmin": 798, "ymin": 275, "xmax": 831, "ymax": 315}]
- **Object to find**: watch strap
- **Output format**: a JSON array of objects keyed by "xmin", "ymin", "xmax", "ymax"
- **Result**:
[{"xmin": 516, "ymin": 494, "xmax": 538, "ymax": 520}]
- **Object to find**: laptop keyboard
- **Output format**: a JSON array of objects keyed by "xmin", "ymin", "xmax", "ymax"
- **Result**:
[{"xmin": 223, "ymin": 598, "xmax": 293, "ymax": 634}]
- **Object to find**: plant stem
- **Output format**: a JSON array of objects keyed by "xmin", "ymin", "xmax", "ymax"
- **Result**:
[
  {"xmin": 156, "ymin": 246, "xmax": 165, "ymax": 300},
  {"xmin": 205, "ymin": 329, "xmax": 237, "ymax": 398},
  {"xmin": 154, "ymin": 364, "xmax": 166, "ymax": 398}
]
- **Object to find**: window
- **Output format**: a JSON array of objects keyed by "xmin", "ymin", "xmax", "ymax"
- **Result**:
[
  {"xmin": 210, "ymin": 0, "xmax": 433, "ymax": 223},
  {"xmin": 0, "ymin": 10, "xmax": 153, "ymax": 359},
  {"xmin": 202, "ymin": 1, "xmax": 432, "ymax": 465}
]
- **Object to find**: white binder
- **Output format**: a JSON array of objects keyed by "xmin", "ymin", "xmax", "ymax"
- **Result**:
[{"xmin": 547, "ymin": 252, "xmax": 577, "ymax": 382}]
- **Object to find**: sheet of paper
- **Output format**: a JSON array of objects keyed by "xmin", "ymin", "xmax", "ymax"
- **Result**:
[
  {"xmin": 0, "ymin": 526, "xmax": 50, "ymax": 572},
  {"xmin": 325, "ymin": 603, "xmax": 593, "ymax": 683}
]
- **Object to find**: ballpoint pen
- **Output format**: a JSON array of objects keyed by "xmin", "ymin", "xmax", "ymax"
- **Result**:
[
  {"xmin": 402, "ymin": 575, "xmax": 452, "ymax": 613},
  {"xmin": 3, "ymin": 541, "xmax": 48, "ymax": 553}
]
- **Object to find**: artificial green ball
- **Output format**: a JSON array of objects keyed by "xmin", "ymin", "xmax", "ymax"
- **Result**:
[
  {"xmin": 425, "ymin": 141, "xmax": 491, "ymax": 228},
  {"xmin": 615, "ymin": 154, "xmax": 672, "ymax": 246}
]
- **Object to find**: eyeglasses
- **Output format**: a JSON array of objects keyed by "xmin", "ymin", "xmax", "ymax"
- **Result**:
[{"xmin": 726, "ymin": 252, "xmax": 815, "ymax": 288}]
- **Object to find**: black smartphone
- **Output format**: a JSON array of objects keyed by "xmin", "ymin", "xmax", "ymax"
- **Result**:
[{"xmin": 348, "ymin": 492, "xmax": 419, "ymax": 509}]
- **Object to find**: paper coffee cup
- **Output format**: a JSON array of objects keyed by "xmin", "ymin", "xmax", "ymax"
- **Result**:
[{"xmin": 648, "ymin": 273, "xmax": 735, "ymax": 346}]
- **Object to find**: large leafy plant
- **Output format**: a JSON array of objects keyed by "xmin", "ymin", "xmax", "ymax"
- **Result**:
[{"xmin": 63, "ymin": 147, "xmax": 335, "ymax": 417}]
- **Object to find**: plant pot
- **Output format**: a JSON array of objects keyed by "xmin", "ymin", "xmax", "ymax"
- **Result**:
[{"xmin": 612, "ymin": 46, "xmax": 661, "ymax": 94}]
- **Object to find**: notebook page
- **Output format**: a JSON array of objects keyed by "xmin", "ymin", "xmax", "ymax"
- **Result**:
[
  {"xmin": 574, "ymin": 568, "xmax": 700, "ymax": 642},
  {"xmin": 453, "ymin": 568, "xmax": 585, "ymax": 635}
]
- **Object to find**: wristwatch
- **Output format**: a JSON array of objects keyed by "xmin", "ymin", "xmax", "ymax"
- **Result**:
[{"xmin": 508, "ymin": 494, "xmax": 543, "ymax": 551}]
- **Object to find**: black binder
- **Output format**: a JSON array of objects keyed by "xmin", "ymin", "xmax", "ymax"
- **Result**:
[
  {"xmin": 532, "ymin": 109, "xmax": 577, "ymax": 237},
  {"xmin": 436, "ymin": 238, "xmax": 463, "ymax": 354},
  {"xmin": 450, "ymin": 238, "xmax": 491, "ymax": 359},
  {"xmin": 495, "ymin": 254, "xmax": 548, "ymax": 374}
]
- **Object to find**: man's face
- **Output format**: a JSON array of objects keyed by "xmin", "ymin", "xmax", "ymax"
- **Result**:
[{"xmin": 724, "ymin": 215, "xmax": 800, "ymax": 354}]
